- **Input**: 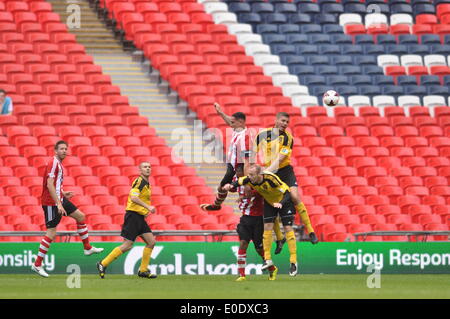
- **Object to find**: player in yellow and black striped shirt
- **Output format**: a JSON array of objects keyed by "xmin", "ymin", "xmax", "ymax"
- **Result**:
[
  {"xmin": 96, "ymin": 162, "xmax": 158, "ymax": 279},
  {"xmin": 224, "ymin": 164, "xmax": 299, "ymax": 276},
  {"xmin": 254, "ymin": 112, "xmax": 318, "ymax": 245}
]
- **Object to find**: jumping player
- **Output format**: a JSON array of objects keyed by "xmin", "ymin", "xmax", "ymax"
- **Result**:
[
  {"xmin": 254, "ymin": 112, "xmax": 318, "ymax": 244},
  {"xmin": 200, "ymin": 102, "xmax": 250, "ymax": 211}
]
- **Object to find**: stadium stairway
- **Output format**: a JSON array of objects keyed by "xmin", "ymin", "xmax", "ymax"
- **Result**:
[
  {"xmin": 47, "ymin": 0, "xmax": 123, "ymax": 52},
  {"xmin": 49, "ymin": 0, "xmax": 240, "ymax": 212}
]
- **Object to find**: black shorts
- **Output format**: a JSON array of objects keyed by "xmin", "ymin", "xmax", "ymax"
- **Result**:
[
  {"xmin": 42, "ymin": 198, "xmax": 78, "ymax": 229},
  {"xmin": 219, "ymin": 163, "xmax": 244, "ymax": 187},
  {"xmin": 263, "ymin": 192, "xmax": 295, "ymax": 226},
  {"xmin": 275, "ymin": 165, "xmax": 298, "ymax": 188},
  {"xmin": 236, "ymin": 215, "xmax": 263, "ymax": 249},
  {"xmin": 121, "ymin": 210, "xmax": 152, "ymax": 241}
]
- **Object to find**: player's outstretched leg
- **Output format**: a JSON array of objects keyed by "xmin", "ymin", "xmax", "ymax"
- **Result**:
[
  {"xmin": 32, "ymin": 229, "xmax": 55, "ymax": 278},
  {"xmin": 77, "ymin": 221, "xmax": 104, "ymax": 255},
  {"xmin": 200, "ymin": 187, "xmax": 227, "ymax": 211},
  {"xmin": 285, "ymin": 230, "xmax": 298, "ymax": 276},
  {"xmin": 236, "ymin": 247, "xmax": 247, "ymax": 281},
  {"xmin": 296, "ymin": 203, "xmax": 318, "ymax": 244},
  {"xmin": 70, "ymin": 210, "xmax": 105, "ymax": 255},
  {"xmin": 97, "ymin": 246, "xmax": 124, "ymax": 279},
  {"xmin": 269, "ymin": 266, "xmax": 278, "ymax": 281},
  {"xmin": 137, "ymin": 233, "xmax": 157, "ymax": 279},
  {"xmin": 261, "ymin": 229, "xmax": 274, "ymax": 270},
  {"xmin": 256, "ymin": 248, "xmax": 277, "ymax": 280},
  {"xmin": 96, "ymin": 261, "xmax": 106, "ymax": 279},
  {"xmin": 289, "ymin": 263, "xmax": 298, "ymax": 277},
  {"xmin": 273, "ymin": 217, "xmax": 285, "ymax": 254}
]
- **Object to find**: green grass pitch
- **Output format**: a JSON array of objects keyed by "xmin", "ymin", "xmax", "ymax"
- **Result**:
[{"xmin": 0, "ymin": 274, "xmax": 449, "ymax": 299}]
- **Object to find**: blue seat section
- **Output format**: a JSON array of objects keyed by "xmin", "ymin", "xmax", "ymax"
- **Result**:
[
  {"xmin": 322, "ymin": 24, "xmax": 343, "ymax": 34},
  {"xmin": 427, "ymin": 86, "xmax": 450, "ymax": 95},
  {"xmin": 327, "ymin": 75, "xmax": 350, "ymax": 86},
  {"xmin": 386, "ymin": 44, "xmax": 408, "ymax": 55},
  {"xmin": 404, "ymin": 85, "xmax": 427, "ymax": 96},
  {"xmin": 353, "ymin": 55, "xmax": 377, "ymax": 66},
  {"xmin": 344, "ymin": 3, "xmax": 366, "ymax": 14},
  {"xmin": 224, "ymin": 0, "xmax": 450, "ymax": 100},
  {"xmin": 274, "ymin": 3, "xmax": 297, "ymax": 14},
  {"xmin": 430, "ymin": 45, "xmax": 450, "ymax": 55},
  {"xmin": 289, "ymin": 13, "xmax": 312, "ymax": 24},
  {"xmin": 413, "ymin": 4, "xmax": 436, "ymax": 14},
  {"xmin": 382, "ymin": 85, "xmax": 404, "ymax": 96},
  {"xmin": 228, "ymin": 2, "xmax": 251, "ymax": 14},
  {"xmin": 278, "ymin": 24, "xmax": 300, "ymax": 34},
  {"xmin": 332, "ymin": 56, "xmax": 353, "ymax": 65},
  {"xmin": 398, "ymin": 35, "xmax": 419, "ymax": 45},
  {"xmin": 336, "ymin": 85, "xmax": 359, "ymax": 96},
  {"xmin": 444, "ymin": 35, "xmax": 450, "ymax": 45},
  {"xmin": 420, "ymin": 75, "xmax": 441, "ymax": 86},
  {"xmin": 332, "ymin": 34, "xmax": 353, "ymax": 44},
  {"xmin": 350, "ymin": 75, "xmax": 372, "ymax": 86},
  {"xmin": 398, "ymin": 76, "xmax": 419, "ymax": 86},
  {"xmin": 374, "ymin": 75, "xmax": 395, "ymax": 86},
  {"xmin": 376, "ymin": 35, "xmax": 397, "ymax": 45},
  {"xmin": 355, "ymin": 35, "xmax": 375, "ymax": 45},
  {"xmin": 286, "ymin": 34, "xmax": 308, "ymax": 44},
  {"xmin": 308, "ymin": 56, "xmax": 330, "ymax": 65},
  {"xmin": 314, "ymin": 13, "xmax": 338, "ymax": 25}
]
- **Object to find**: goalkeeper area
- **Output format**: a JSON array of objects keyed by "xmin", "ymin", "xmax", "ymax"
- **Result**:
[{"xmin": 0, "ymin": 274, "xmax": 449, "ymax": 299}]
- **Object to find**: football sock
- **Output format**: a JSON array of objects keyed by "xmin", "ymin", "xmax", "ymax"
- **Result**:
[
  {"xmin": 101, "ymin": 247, "xmax": 123, "ymax": 267},
  {"xmin": 213, "ymin": 188, "xmax": 228, "ymax": 207},
  {"xmin": 286, "ymin": 231, "xmax": 297, "ymax": 264},
  {"xmin": 34, "ymin": 236, "xmax": 52, "ymax": 267},
  {"xmin": 237, "ymin": 249, "xmax": 246, "ymax": 277},
  {"xmin": 256, "ymin": 249, "xmax": 275, "ymax": 272},
  {"xmin": 296, "ymin": 203, "xmax": 315, "ymax": 234},
  {"xmin": 77, "ymin": 222, "xmax": 92, "ymax": 250},
  {"xmin": 139, "ymin": 247, "xmax": 153, "ymax": 273},
  {"xmin": 263, "ymin": 230, "xmax": 273, "ymax": 261},
  {"xmin": 273, "ymin": 217, "xmax": 284, "ymax": 241}
]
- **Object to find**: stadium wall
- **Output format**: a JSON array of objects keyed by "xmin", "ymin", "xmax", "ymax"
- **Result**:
[{"xmin": 0, "ymin": 243, "xmax": 449, "ymax": 275}]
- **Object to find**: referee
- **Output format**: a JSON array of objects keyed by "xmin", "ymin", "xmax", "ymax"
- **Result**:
[
  {"xmin": 97, "ymin": 162, "xmax": 157, "ymax": 279},
  {"xmin": 254, "ymin": 112, "xmax": 318, "ymax": 244}
]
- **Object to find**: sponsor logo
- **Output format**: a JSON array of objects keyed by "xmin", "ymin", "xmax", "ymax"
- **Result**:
[
  {"xmin": 0, "ymin": 250, "xmax": 55, "ymax": 271},
  {"xmin": 124, "ymin": 246, "xmax": 263, "ymax": 275},
  {"xmin": 337, "ymin": 249, "xmax": 450, "ymax": 270}
]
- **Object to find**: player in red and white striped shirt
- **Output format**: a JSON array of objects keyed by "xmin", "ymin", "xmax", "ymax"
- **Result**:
[
  {"xmin": 234, "ymin": 183, "xmax": 278, "ymax": 281},
  {"xmin": 31, "ymin": 141, "xmax": 103, "ymax": 278},
  {"xmin": 200, "ymin": 102, "xmax": 252, "ymax": 211}
]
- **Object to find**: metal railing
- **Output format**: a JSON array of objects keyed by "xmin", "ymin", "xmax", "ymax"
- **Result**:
[
  {"xmin": 353, "ymin": 231, "xmax": 450, "ymax": 242},
  {"xmin": 1, "ymin": 230, "xmax": 448, "ymax": 242},
  {"xmin": 0, "ymin": 230, "xmax": 238, "ymax": 242}
]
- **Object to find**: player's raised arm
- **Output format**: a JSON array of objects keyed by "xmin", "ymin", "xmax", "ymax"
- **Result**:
[
  {"xmin": 214, "ymin": 102, "xmax": 233, "ymax": 126},
  {"xmin": 223, "ymin": 176, "xmax": 250, "ymax": 192}
]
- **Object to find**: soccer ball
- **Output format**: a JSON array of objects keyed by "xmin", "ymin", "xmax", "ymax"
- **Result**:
[{"xmin": 323, "ymin": 90, "xmax": 340, "ymax": 107}]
